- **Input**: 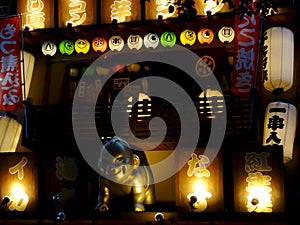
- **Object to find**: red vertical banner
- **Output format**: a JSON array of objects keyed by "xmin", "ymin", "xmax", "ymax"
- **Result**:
[
  {"xmin": 0, "ymin": 16, "xmax": 23, "ymax": 111},
  {"xmin": 231, "ymin": 14, "xmax": 260, "ymax": 98}
]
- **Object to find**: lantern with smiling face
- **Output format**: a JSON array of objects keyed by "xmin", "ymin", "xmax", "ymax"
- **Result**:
[
  {"xmin": 42, "ymin": 41, "xmax": 57, "ymax": 56},
  {"xmin": 143, "ymin": 33, "xmax": 159, "ymax": 49},
  {"xmin": 198, "ymin": 28, "xmax": 214, "ymax": 45},
  {"xmin": 180, "ymin": 29, "xmax": 197, "ymax": 47},
  {"xmin": 160, "ymin": 31, "xmax": 176, "ymax": 47},
  {"xmin": 59, "ymin": 40, "xmax": 75, "ymax": 55},
  {"xmin": 92, "ymin": 37, "xmax": 108, "ymax": 53},
  {"xmin": 109, "ymin": 36, "xmax": 125, "ymax": 51},
  {"xmin": 75, "ymin": 39, "xmax": 90, "ymax": 54}
]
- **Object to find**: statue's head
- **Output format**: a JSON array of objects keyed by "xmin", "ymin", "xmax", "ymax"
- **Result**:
[{"xmin": 98, "ymin": 136, "xmax": 140, "ymax": 183}]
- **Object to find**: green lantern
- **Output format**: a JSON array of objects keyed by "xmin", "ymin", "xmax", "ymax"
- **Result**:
[
  {"xmin": 160, "ymin": 31, "xmax": 176, "ymax": 47},
  {"xmin": 59, "ymin": 40, "xmax": 75, "ymax": 55}
]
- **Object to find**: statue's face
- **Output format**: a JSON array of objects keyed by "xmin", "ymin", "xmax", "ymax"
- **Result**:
[{"xmin": 99, "ymin": 140, "xmax": 135, "ymax": 181}]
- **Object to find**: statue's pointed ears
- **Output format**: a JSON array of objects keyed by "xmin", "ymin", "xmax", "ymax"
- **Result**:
[{"xmin": 132, "ymin": 154, "xmax": 140, "ymax": 167}]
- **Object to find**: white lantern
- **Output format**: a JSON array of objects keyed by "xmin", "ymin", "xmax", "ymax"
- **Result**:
[
  {"xmin": 143, "ymin": 33, "xmax": 159, "ymax": 49},
  {"xmin": 20, "ymin": 51, "xmax": 35, "ymax": 100},
  {"xmin": 0, "ymin": 116, "xmax": 22, "ymax": 152},
  {"xmin": 109, "ymin": 35, "xmax": 124, "ymax": 51},
  {"xmin": 218, "ymin": 26, "xmax": 235, "ymax": 43},
  {"xmin": 262, "ymin": 101, "xmax": 297, "ymax": 163},
  {"xmin": 263, "ymin": 27, "xmax": 294, "ymax": 94},
  {"xmin": 127, "ymin": 34, "xmax": 143, "ymax": 50},
  {"xmin": 42, "ymin": 41, "xmax": 57, "ymax": 56}
]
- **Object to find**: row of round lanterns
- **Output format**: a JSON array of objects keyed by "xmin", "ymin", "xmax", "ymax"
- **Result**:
[{"xmin": 42, "ymin": 26, "xmax": 235, "ymax": 56}]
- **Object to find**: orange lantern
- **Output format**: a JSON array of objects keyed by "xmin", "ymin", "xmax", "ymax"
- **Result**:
[
  {"xmin": 92, "ymin": 37, "xmax": 108, "ymax": 53},
  {"xmin": 198, "ymin": 28, "xmax": 214, "ymax": 45}
]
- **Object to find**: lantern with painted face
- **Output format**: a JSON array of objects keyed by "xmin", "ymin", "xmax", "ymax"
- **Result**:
[
  {"xmin": 198, "ymin": 28, "xmax": 214, "ymax": 45},
  {"xmin": 180, "ymin": 29, "xmax": 196, "ymax": 46},
  {"xmin": 75, "ymin": 39, "xmax": 90, "ymax": 54},
  {"xmin": 218, "ymin": 26, "xmax": 235, "ymax": 43},
  {"xmin": 92, "ymin": 37, "xmax": 108, "ymax": 53},
  {"xmin": 127, "ymin": 34, "xmax": 143, "ymax": 50},
  {"xmin": 143, "ymin": 33, "xmax": 159, "ymax": 49},
  {"xmin": 160, "ymin": 31, "xmax": 176, "ymax": 47},
  {"xmin": 42, "ymin": 41, "xmax": 57, "ymax": 56},
  {"xmin": 59, "ymin": 40, "xmax": 75, "ymax": 55},
  {"xmin": 109, "ymin": 36, "xmax": 125, "ymax": 51}
]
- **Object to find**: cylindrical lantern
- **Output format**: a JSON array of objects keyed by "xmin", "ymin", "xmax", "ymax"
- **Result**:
[
  {"xmin": 262, "ymin": 101, "xmax": 297, "ymax": 163},
  {"xmin": 0, "ymin": 116, "xmax": 22, "ymax": 152},
  {"xmin": 262, "ymin": 27, "xmax": 294, "ymax": 95},
  {"xmin": 21, "ymin": 51, "xmax": 35, "ymax": 99}
]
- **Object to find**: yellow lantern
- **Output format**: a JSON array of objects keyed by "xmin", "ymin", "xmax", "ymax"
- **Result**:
[
  {"xmin": 180, "ymin": 29, "xmax": 197, "ymax": 46},
  {"xmin": 263, "ymin": 27, "xmax": 294, "ymax": 94},
  {"xmin": 198, "ymin": 28, "xmax": 214, "ymax": 45},
  {"xmin": 92, "ymin": 37, "xmax": 108, "ymax": 53},
  {"xmin": 75, "ymin": 39, "xmax": 90, "ymax": 54},
  {"xmin": 262, "ymin": 101, "xmax": 297, "ymax": 163}
]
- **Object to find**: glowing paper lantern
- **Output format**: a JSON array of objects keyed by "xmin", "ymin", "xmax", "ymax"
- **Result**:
[
  {"xmin": 143, "ymin": 33, "xmax": 159, "ymax": 49},
  {"xmin": 109, "ymin": 36, "xmax": 124, "ymax": 51},
  {"xmin": 160, "ymin": 31, "xmax": 176, "ymax": 47},
  {"xmin": 92, "ymin": 37, "xmax": 108, "ymax": 53},
  {"xmin": 0, "ymin": 152, "xmax": 38, "ymax": 211},
  {"xmin": 75, "ymin": 39, "xmax": 90, "ymax": 54},
  {"xmin": 198, "ymin": 28, "xmax": 214, "ymax": 45},
  {"xmin": 180, "ymin": 29, "xmax": 197, "ymax": 46},
  {"xmin": 262, "ymin": 101, "xmax": 297, "ymax": 163},
  {"xmin": 42, "ymin": 41, "xmax": 57, "ymax": 56},
  {"xmin": 20, "ymin": 51, "xmax": 35, "ymax": 99},
  {"xmin": 218, "ymin": 26, "xmax": 235, "ymax": 43},
  {"xmin": 0, "ymin": 116, "xmax": 22, "ymax": 152},
  {"xmin": 127, "ymin": 34, "xmax": 143, "ymax": 50},
  {"xmin": 263, "ymin": 27, "xmax": 294, "ymax": 95},
  {"xmin": 59, "ymin": 40, "xmax": 75, "ymax": 55}
]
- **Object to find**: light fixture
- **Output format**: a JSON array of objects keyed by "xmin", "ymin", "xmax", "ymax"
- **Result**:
[
  {"xmin": 112, "ymin": 18, "xmax": 119, "ymax": 30},
  {"xmin": 52, "ymin": 193, "xmax": 61, "ymax": 207},
  {"xmin": 66, "ymin": 22, "xmax": 75, "ymax": 34},
  {"xmin": 0, "ymin": 115, "xmax": 22, "ymax": 152},
  {"xmin": 250, "ymin": 198, "xmax": 259, "ymax": 212},
  {"xmin": 157, "ymin": 15, "xmax": 164, "ymax": 26},
  {"xmin": 155, "ymin": 212, "xmax": 165, "ymax": 225},
  {"xmin": 0, "ymin": 196, "xmax": 10, "ymax": 211},
  {"xmin": 188, "ymin": 195, "xmax": 198, "ymax": 212},
  {"xmin": 56, "ymin": 211, "xmax": 66, "ymax": 222}
]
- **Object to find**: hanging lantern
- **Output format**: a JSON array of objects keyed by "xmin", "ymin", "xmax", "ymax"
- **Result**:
[
  {"xmin": 92, "ymin": 37, "xmax": 108, "ymax": 53},
  {"xmin": 0, "ymin": 116, "xmax": 22, "ymax": 152},
  {"xmin": 198, "ymin": 28, "xmax": 214, "ymax": 45},
  {"xmin": 263, "ymin": 27, "xmax": 294, "ymax": 95},
  {"xmin": 180, "ymin": 29, "xmax": 197, "ymax": 46},
  {"xmin": 42, "ymin": 41, "xmax": 57, "ymax": 56},
  {"xmin": 75, "ymin": 39, "xmax": 90, "ymax": 54},
  {"xmin": 218, "ymin": 26, "xmax": 235, "ymax": 43},
  {"xmin": 262, "ymin": 101, "xmax": 297, "ymax": 163},
  {"xmin": 59, "ymin": 40, "xmax": 75, "ymax": 55},
  {"xmin": 20, "ymin": 51, "xmax": 35, "ymax": 100},
  {"xmin": 109, "ymin": 35, "xmax": 125, "ymax": 51},
  {"xmin": 127, "ymin": 34, "xmax": 143, "ymax": 50},
  {"xmin": 127, "ymin": 63, "xmax": 140, "ymax": 72},
  {"xmin": 143, "ymin": 33, "xmax": 160, "ymax": 49},
  {"xmin": 160, "ymin": 31, "xmax": 176, "ymax": 47}
]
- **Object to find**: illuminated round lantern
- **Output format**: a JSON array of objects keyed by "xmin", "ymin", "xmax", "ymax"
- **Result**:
[
  {"xmin": 59, "ymin": 40, "xmax": 75, "ymax": 55},
  {"xmin": 180, "ymin": 29, "xmax": 196, "ymax": 46},
  {"xmin": 75, "ymin": 39, "xmax": 90, "ymax": 54},
  {"xmin": 109, "ymin": 35, "xmax": 124, "ymax": 51},
  {"xmin": 42, "ymin": 41, "xmax": 57, "ymax": 56},
  {"xmin": 144, "ymin": 33, "xmax": 159, "ymax": 49},
  {"xmin": 160, "ymin": 31, "xmax": 176, "ymax": 47},
  {"xmin": 218, "ymin": 26, "xmax": 235, "ymax": 43},
  {"xmin": 92, "ymin": 37, "xmax": 108, "ymax": 53},
  {"xmin": 198, "ymin": 28, "xmax": 214, "ymax": 45},
  {"xmin": 127, "ymin": 34, "xmax": 143, "ymax": 50}
]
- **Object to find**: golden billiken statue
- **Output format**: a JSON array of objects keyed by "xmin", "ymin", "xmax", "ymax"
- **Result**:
[{"xmin": 95, "ymin": 136, "xmax": 155, "ymax": 212}]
